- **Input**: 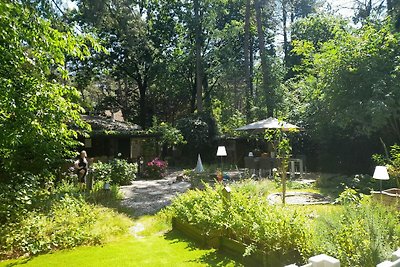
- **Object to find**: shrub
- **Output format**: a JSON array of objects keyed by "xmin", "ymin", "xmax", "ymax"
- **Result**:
[
  {"xmin": 166, "ymin": 183, "xmax": 313, "ymax": 265},
  {"xmin": 176, "ymin": 113, "xmax": 218, "ymax": 162},
  {"xmin": 334, "ymin": 187, "xmax": 361, "ymax": 205},
  {"xmin": 91, "ymin": 159, "xmax": 137, "ymax": 185},
  {"xmin": 0, "ymin": 194, "xmax": 131, "ymax": 259},
  {"xmin": 314, "ymin": 196, "xmax": 400, "ymax": 266},
  {"xmin": 373, "ymin": 144, "xmax": 400, "ymax": 188},
  {"xmin": 142, "ymin": 158, "xmax": 168, "ymax": 180},
  {"xmin": 0, "ymin": 172, "xmax": 51, "ymax": 224},
  {"xmin": 315, "ymin": 173, "xmax": 375, "ymax": 195},
  {"xmin": 86, "ymin": 180, "xmax": 123, "ymax": 205}
]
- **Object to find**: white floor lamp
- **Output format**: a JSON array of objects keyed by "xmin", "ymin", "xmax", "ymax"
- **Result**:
[
  {"xmin": 373, "ymin": 166, "xmax": 389, "ymax": 192},
  {"xmin": 217, "ymin": 146, "xmax": 227, "ymax": 171}
]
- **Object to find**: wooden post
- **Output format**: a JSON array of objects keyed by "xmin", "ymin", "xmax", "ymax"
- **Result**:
[{"xmin": 222, "ymin": 186, "xmax": 231, "ymax": 208}]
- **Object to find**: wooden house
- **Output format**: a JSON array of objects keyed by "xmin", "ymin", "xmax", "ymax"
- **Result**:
[{"xmin": 79, "ymin": 115, "xmax": 158, "ymax": 162}]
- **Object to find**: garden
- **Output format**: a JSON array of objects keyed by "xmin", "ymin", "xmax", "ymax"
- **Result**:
[{"xmin": 1, "ymin": 0, "xmax": 400, "ymax": 266}]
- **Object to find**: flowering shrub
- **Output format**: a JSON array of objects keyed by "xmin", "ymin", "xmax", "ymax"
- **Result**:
[{"xmin": 142, "ymin": 158, "xmax": 168, "ymax": 180}]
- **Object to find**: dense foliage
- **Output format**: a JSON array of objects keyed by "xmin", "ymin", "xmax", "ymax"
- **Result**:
[
  {"xmin": 0, "ymin": 177, "xmax": 130, "ymax": 260},
  {"xmin": 0, "ymin": 194, "xmax": 130, "ymax": 259},
  {"xmin": 167, "ymin": 181, "xmax": 400, "ymax": 266},
  {"xmin": 91, "ymin": 159, "xmax": 137, "ymax": 185},
  {"xmin": 167, "ymin": 183, "xmax": 313, "ymax": 265},
  {"xmin": 0, "ymin": 1, "xmax": 102, "ymax": 176},
  {"xmin": 315, "ymin": 194, "xmax": 400, "ymax": 266}
]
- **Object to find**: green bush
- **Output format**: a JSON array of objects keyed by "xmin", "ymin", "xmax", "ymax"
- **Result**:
[
  {"xmin": 315, "ymin": 174, "xmax": 376, "ymax": 195},
  {"xmin": 314, "ymin": 196, "xmax": 400, "ymax": 266},
  {"xmin": 0, "ymin": 194, "xmax": 131, "ymax": 259},
  {"xmin": 0, "ymin": 172, "xmax": 131, "ymax": 260},
  {"xmin": 91, "ymin": 159, "xmax": 137, "ymax": 185},
  {"xmin": 167, "ymin": 183, "xmax": 313, "ymax": 265},
  {"xmin": 0, "ymin": 172, "xmax": 51, "ymax": 224},
  {"xmin": 373, "ymin": 144, "xmax": 400, "ymax": 188},
  {"xmin": 86, "ymin": 180, "xmax": 123, "ymax": 204}
]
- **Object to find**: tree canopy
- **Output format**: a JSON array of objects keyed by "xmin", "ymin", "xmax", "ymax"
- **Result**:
[
  {"xmin": 1, "ymin": 0, "xmax": 399, "ymax": 174},
  {"xmin": 0, "ymin": 1, "xmax": 100, "ymax": 176}
]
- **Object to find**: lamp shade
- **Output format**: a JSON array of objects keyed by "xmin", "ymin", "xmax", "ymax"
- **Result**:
[
  {"xmin": 216, "ymin": 146, "xmax": 227, "ymax": 156},
  {"xmin": 373, "ymin": 166, "xmax": 389, "ymax": 180}
]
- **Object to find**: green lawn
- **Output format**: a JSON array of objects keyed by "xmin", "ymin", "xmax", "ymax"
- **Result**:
[{"xmin": 0, "ymin": 231, "xmax": 242, "ymax": 267}]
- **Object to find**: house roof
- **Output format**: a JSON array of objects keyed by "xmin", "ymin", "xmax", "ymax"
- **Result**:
[{"xmin": 82, "ymin": 115, "xmax": 142, "ymax": 136}]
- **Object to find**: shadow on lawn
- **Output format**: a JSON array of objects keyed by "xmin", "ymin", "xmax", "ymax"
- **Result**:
[
  {"xmin": 164, "ymin": 230, "xmax": 244, "ymax": 267},
  {"xmin": 4, "ymin": 258, "xmax": 32, "ymax": 267}
]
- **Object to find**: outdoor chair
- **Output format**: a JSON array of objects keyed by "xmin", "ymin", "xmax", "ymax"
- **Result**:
[
  {"xmin": 271, "ymin": 158, "xmax": 281, "ymax": 169},
  {"xmin": 258, "ymin": 158, "xmax": 272, "ymax": 178},
  {"xmin": 295, "ymin": 154, "xmax": 307, "ymax": 173},
  {"xmin": 244, "ymin": 157, "xmax": 257, "ymax": 176}
]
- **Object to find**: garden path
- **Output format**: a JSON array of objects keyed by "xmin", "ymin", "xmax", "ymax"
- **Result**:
[{"xmin": 120, "ymin": 170, "xmax": 190, "ymax": 216}]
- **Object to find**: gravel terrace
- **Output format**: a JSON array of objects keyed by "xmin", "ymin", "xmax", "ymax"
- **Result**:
[
  {"xmin": 120, "ymin": 170, "xmax": 322, "ymax": 216},
  {"xmin": 120, "ymin": 170, "xmax": 191, "ymax": 217}
]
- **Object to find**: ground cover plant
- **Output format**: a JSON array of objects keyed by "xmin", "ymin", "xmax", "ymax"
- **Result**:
[{"xmin": 313, "ymin": 192, "xmax": 400, "ymax": 266}]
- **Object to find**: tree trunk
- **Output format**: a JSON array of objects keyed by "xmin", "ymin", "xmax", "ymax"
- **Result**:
[
  {"xmin": 250, "ymin": 35, "xmax": 254, "ymax": 98},
  {"xmin": 203, "ymin": 72, "xmax": 211, "ymax": 112},
  {"xmin": 254, "ymin": 0, "xmax": 274, "ymax": 117},
  {"xmin": 244, "ymin": 0, "xmax": 252, "ymax": 122},
  {"xmin": 194, "ymin": 0, "xmax": 203, "ymax": 112},
  {"xmin": 387, "ymin": 0, "xmax": 393, "ymax": 12},
  {"xmin": 138, "ymin": 80, "xmax": 147, "ymax": 129},
  {"xmin": 190, "ymin": 81, "xmax": 196, "ymax": 113},
  {"xmin": 282, "ymin": 0, "xmax": 289, "ymax": 67}
]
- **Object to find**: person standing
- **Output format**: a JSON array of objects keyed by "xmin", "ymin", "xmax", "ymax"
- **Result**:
[{"xmin": 75, "ymin": 150, "xmax": 88, "ymax": 188}]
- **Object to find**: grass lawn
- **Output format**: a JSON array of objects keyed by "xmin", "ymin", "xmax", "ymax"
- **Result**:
[{"xmin": 0, "ymin": 218, "xmax": 242, "ymax": 267}]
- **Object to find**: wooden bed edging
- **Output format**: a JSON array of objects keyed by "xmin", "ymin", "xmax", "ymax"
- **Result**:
[{"xmin": 172, "ymin": 218, "xmax": 280, "ymax": 267}]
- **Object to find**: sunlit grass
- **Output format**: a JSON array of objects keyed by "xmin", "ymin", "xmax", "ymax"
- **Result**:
[
  {"xmin": 0, "ymin": 212, "xmax": 242, "ymax": 267},
  {"xmin": 0, "ymin": 232, "xmax": 242, "ymax": 267}
]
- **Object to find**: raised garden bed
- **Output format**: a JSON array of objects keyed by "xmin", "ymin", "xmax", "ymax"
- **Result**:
[{"xmin": 172, "ymin": 218, "xmax": 281, "ymax": 266}]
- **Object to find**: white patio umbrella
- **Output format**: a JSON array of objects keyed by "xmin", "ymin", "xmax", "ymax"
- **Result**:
[{"xmin": 235, "ymin": 117, "xmax": 301, "ymax": 132}]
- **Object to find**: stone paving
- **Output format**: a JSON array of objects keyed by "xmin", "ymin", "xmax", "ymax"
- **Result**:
[{"xmin": 120, "ymin": 171, "xmax": 191, "ymax": 217}]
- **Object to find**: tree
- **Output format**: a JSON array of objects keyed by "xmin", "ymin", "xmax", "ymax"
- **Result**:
[
  {"xmin": 352, "ymin": 0, "xmax": 386, "ymax": 24},
  {"xmin": 291, "ymin": 19, "xmax": 400, "ymax": 141},
  {"xmin": 255, "ymin": 0, "xmax": 275, "ymax": 117},
  {"xmin": 194, "ymin": 0, "xmax": 203, "ymax": 112},
  {"xmin": 74, "ymin": 0, "xmax": 179, "ymax": 128},
  {"xmin": 278, "ymin": 0, "xmax": 320, "ymax": 67},
  {"xmin": 0, "ymin": 1, "xmax": 97, "ymax": 176},
  {"xmin": 244, "ymin": 0, "xmax": 252, "ymax": 122},
  {"xmin": 147, "ymin": 118, "xmax": 186, "ymax": 159}
]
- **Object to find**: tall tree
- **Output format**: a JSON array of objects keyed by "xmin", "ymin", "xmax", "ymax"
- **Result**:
[
  {"xmin": 290, "ymin": 18, "xmax": 400, "ymax": 141},
  {"xmin": 74, "ymin": 0, "xmax": 178, "ymax": 128},
  {"xmin": 353, "ymin": 0, "xmax": 386, "ymax": 23},
  {"xmin": 254, "ymin": 0, "xmax": 275, "ymax": 117},
  {"xmin": 194, "ymin": 0, "xmax": 203, "ymax": 112},
  {"xmin": 244, "ymin": 0, "xmax": 252, "ymax": 122},
  {"xmin": 0, "ymin": 1, "xmax": 96, "ymax": 175},
  {"xmin": 278, "ymin": 0, "xmax": 320, "ymax": 70}
]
